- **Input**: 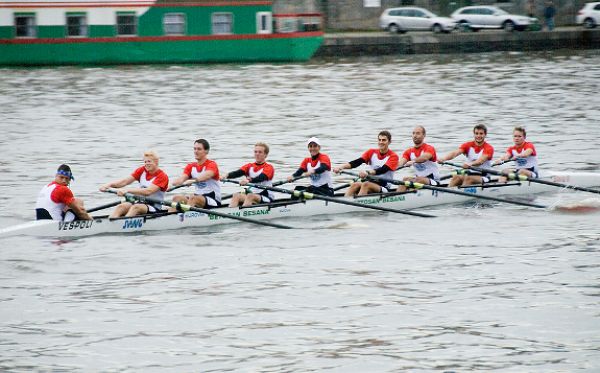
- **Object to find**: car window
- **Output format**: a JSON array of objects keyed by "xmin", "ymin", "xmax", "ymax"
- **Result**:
[
  {"xmin": 413, "ymin": 10, "xmax": 425, "ymax": 18},
  {"xmin": 595, "ymin": 4, "xmax": 600, "ymax": 10},
  {"xmin": 397, "ymin": 9, "xmax": 408, "ymax": 16},
  {"xmin": 494, "ymin": 8, "xmax": 508, "ymax": 15},
  {"xmin": 389, "ymin": 10, "xmax": 399, "ymax": 16},
  {"xmin": 483, "ymin": 8, "xmax": 494, "ymax": 15}
]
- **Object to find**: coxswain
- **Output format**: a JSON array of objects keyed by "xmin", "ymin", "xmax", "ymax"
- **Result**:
[
  {"xmin": 494, "ymin": 126, "xmax": 539, "ymax": 182},
  {"xmin": 396, "ymin": 126, "xmax": 440, "ymax": 192},
  {"xmin": 35, "ymin": 164, "xmax": 92, "ymax": 221},
  {"xmin": 287, "ymin": 137, "xmax": 334, "ymax": 196},
  {"xmin": 438, "ymin": 124, "xmax": 495, "ymax": 187},
  {"xmin": 99, "ymin": 150, "xmax": 169, "ymax": 218},
  {"xmin": 221, "ymin": 142, "xmax": 275, "ymax": 207},
  {"xmin": 169, "ymin": 139, "xmax": 221, "ymax": 211},
  {"xmin": 333, "ymin": 130, "xmax": 399, "ymax": 196}
]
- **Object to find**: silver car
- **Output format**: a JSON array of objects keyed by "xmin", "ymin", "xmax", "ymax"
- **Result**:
[
  {"xmin": 379, "ymin": 7, "xmax": 457, "ymax": 34},
  {"xmin": 451, "ymin": 6, "xmax": 536, "ymax": 32}
]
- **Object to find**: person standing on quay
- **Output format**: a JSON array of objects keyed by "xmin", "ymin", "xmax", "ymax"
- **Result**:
[{"xmin": 544, "ymin": 0, "xmax": 556, "ymax": 31}]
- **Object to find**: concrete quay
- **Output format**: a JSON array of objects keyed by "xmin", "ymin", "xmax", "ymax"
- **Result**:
[{"xmin": 315, "ymin": 27, "xmax": 600, "ymax": 57}]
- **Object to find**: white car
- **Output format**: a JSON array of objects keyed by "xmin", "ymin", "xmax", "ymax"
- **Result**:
[
  {"xmin": 451, "ymin": 6, "xmax": 536, "ymax": 32},
  {"xmin": 576, "ymin": 2, "xmax": 600, "ymax": 28},
  {"xmin": 379, "ymin": 7, "xmax": 457, "ymax": 34}
]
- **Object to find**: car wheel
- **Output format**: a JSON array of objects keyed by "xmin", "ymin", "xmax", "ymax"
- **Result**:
[
  {"xmin": 503, "ymin": 20, "xmax": 515, "ymax": 32},
  {"xmin": 458, "ymin": 20, "xmax": 470, "ymax": 32},
  {"xmin": 388, "ymin": 24, "xmax": 400, "ymax": 34},
  {"xmin": 432, "ymin": 24, "xmax": 443, "ymax": 34},
  {"xmin": 583, "ymin": 18, "xmax": 596, "ymax": 29}
]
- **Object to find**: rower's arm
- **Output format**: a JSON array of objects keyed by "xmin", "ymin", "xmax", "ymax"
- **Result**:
[
  {"xmin": 172, "ymin": 174, "xmax": 190, "ymax": 186},
  {"xmin": 519, "ymin": 148, "xmax": 534, "ymax": 157},
  {"xmin": 292, "ymin": 167, "xmax": 305, "ymax": 178},
  {"xmin": 470, "ymin": 154, "xmax": 490, "ymax": 167},
  {"xmin": 68, "ymin": 200, "xmax": 92, "ymax": 221},
  {"xmin": 412, "ymin": 152, "xmax": 433, "ymax": 163},
  {"xmin": 439, "ymin": 149, "xmax": 462, "ymax": 163},
  {"xmin": 124, "ymin": 184, "xmax": 161, "ymax": 196},
  {"xmin": 100, "ymin": 175, "xmax": 135, "ymax": 191},
  {"xmin": 224, "ymin": 169, "xmax": 245, "ymax": 179}
]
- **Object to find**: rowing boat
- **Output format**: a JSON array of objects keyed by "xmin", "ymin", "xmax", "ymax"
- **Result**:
[{"xmin": 1, "ymin": 171, "xmax": 599, "ymax": 238}]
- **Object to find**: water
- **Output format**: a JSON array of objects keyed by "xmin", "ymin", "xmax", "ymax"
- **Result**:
[{"xmin": 1, "ymin": 50, "xmax": 599, "ymax": 371}]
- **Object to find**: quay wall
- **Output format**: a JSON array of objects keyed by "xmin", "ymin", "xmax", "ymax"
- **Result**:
[{"xmin": 315, "ymin": 28, "xmax": 600, "ymax": 57}]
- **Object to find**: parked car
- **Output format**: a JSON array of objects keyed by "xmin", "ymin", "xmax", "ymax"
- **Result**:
[
  {"xmin": 379, "ymin": 7, "xmax": 457, "ymax": 34},
  {"xmin": 451, "ymin": 6, "xmax": 536, "ymax": 32},
  {"xmin": 576, "ymin": 2, "xmax": 600, "ymax": 28}
]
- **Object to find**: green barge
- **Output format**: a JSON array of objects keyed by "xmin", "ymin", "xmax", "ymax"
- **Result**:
[{"xmin": 0, "ymin": 0, "xmax": 324, "ymax": 66}]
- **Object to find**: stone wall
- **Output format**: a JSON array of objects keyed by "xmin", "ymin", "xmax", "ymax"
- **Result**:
[{"xmin": 274, "ymin": 0, "xmax": 590, "ymax": 31}]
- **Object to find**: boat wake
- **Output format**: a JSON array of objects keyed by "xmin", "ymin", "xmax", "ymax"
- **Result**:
[{"xmin": 553, "ymin": 198, "xmax": 600, "ymax": 213}]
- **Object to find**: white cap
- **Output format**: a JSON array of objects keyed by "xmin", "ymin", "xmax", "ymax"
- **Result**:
[{"xmin": 307, "ymin": 137, "xmax": 321, "ymax": 147}]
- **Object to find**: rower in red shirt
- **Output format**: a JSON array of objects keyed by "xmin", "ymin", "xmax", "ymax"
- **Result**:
[
  {"xmin": 333, "ymin": 130, "xmax": 399, "ymax": 196},
  {"xmin": 397, "ymin": 126, "xmax": 440, "ymax": 192},
  {"xmin": 99, "ymin": 150, "xmax": 169, "ymax": 218},
  {"xmin": 221, "ymin": 142, "xmax": 275, "ymax": 207},
  {"xmin": 287, "ymin": 137, "xmax": 334, "ymax": 196},
  {"xmin": 170, "ymin": 139, "xmax": 221, "ymax": 210},
  {"xmin": 494, "ymin": 126, "xmax": 539, "ymax": 182},
  {"xmin": 35, "ymin": 164, "xmax": 92, "ymax": 221},
  {"xmin": 438, "ymin": 124, "xmax": 495, "ymax": 187}
]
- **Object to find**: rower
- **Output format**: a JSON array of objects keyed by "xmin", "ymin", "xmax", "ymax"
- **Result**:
[
  {"xmin": 493, "ymin": 126, "xmax": 539, "ymax": 182},
  {"xmin": 396, "ymin": 126, "xmax": 440, "ymax": 192},
  {"xmin": 221, "ymin": 142, "xmax": 275, "ymax": 207},
  {"xmin": 438, "ymin": 124, "xmax": 495, "ymax": 187},
  {"xmin": 99, "ymin": 150, "xmax": 169, "ymax": 218},
  {"xmin": 287, "ymin": 137, "xmax": 334, "ymax": 196},
  {"xmin": 169, "ymin": 139, "xmax": 221, "ymax": 211},
  {"xmin": 35, "ymin": 164, "xmax": 92, "ymax": 221},
  {"xmin": 333, "ymin": 130, "xmax": 399, "ymax": 196}
]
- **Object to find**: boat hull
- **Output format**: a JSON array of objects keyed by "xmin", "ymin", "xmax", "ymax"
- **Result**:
[
  {"xmin": 2, "ymin": 171, "xmax": 598, "ymax": 238},
  {"xmin": 0, "ymin": 33, "xmax": 324, "ymax": 66}
]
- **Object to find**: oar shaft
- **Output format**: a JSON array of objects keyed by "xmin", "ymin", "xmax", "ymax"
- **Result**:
[
  {"xmin": 341, "ymin": 170, "xmax": 547, "ymax": 209},
  {"xmin": 222, "ymin": 179, "xmax": 435, "ymax": 218},
  {"xmin": 87, "ymin": 200, "xmax": 122, "ymax": 213},
  {"xmin": 442, "ymin": 161, "xmax": 600, "ymax": 195},
  {"xmin": 104, "ymin": 189, "xmax": 292, "ymax": 229}
]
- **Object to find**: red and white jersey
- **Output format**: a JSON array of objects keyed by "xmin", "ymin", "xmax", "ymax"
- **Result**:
[
  {"xmin": 299, "ymin": 153, "xmax": 333, "ymax": 188},
  {"xmin": 131, "ymin": 166, "xmax": 169, "ymax": 203},
  {"xmin": 35, "ymin": 181, "xmax": 75, "ymax": 220},
  {"xmin": 402, "ymin": 143, "xmax": 440, "ymax": 180},
  {"xmin": 459, "ymin": 141, "xmax": 494, "ymax": 168},
  {"xmin": 361, "ymin": 148, "xmax": 399, "ymax": 182},
  {"xmin": 506, "ymin": 142, "xmax": 538, "ymax": 172},
  {"xmin": 241, "ymin": 162, "xmax": 275, "ymax": 198},
  {"xmin": 184, "ymin": 159, "xmax": 221, "ymax": 201}
]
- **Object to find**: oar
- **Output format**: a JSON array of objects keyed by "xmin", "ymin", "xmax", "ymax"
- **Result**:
[
  {"xmin": 222, "ymin": 179, "xmax": 435, "ymax": 218},
  {"xmin": 87, "ymin": 200, "xmax": 123, "ymax": 213},
  {"xmin": 442, "ymin": 161, "xmax": 600, "ymax": 195},
  {"xmin": 221, "ymin": 175, "xmax": 309, "ymax": 201},
  {"xmin": 340, "ymin": 170, "xmax": 547, "ymax": 209},
  {"xmin": 104, "ymin": 189, "xmax": 293, "ymax": 229}
]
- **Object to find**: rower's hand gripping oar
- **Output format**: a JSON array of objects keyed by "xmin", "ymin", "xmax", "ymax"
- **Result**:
[
  {"xmin": 222, "ymin": 179, "xmax": 435, "ymax": 218},
  {"xmin": 341, "ymin": 170, "xmax": 547, "ymax": 209},
  {"xmin": 442, "ymin": 161, "xmax": 600, "ymax": 195},
  {"xmin": 104, "ymin": 189, "xmax": 293, "ymax": 229}
]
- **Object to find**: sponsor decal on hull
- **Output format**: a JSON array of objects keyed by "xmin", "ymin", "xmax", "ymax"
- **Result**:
[
  {"xmin": 58, "ymin": 220, "xmax": 94, "ymax": 231},
  {"xmin": 122, "ymin": 218, "xmax": 144, "ymax": 229}
]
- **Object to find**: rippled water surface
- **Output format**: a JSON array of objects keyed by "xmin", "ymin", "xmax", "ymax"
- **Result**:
[{"xmin": 1, "ymin": 50, "xmax": 600, "ymax": 372}]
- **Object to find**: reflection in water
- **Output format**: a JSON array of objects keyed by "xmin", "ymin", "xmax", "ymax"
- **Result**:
[{"xmin": 1, "ymin": 50, "xmax": 600, "ymax": 371}]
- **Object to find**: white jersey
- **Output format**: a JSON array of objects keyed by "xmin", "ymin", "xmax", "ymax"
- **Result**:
[{"xmin": 35, "ymin": 182, "xmax": 70, "ymax": 220}]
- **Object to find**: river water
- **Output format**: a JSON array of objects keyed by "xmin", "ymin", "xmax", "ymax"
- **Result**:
[{"xmin": 1, "ymin": 50, "xmax": 599, "ymax": 372}]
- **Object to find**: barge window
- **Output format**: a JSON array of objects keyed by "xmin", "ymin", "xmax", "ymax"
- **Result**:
[
  {"xmin": 117, "ymin": 13, "xmax": 137, "ymax": 36},
  {"xmin": 67, "ymin": 13, "xmax": 88, "ymax": 37},
  {"xmin": 256, "ymin": 12, "xmax": 272, "ymax": 34},
  {"xmin": 164, "ymin": 13, "xmax": 185, "ymax": 35},
  {"xmin": 15, "ymin": 14, "xmax": 36, "ymax": 38},
  {"xmin": 212, "ymin": 13, "xmax": 232, "ymax": 34}
]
